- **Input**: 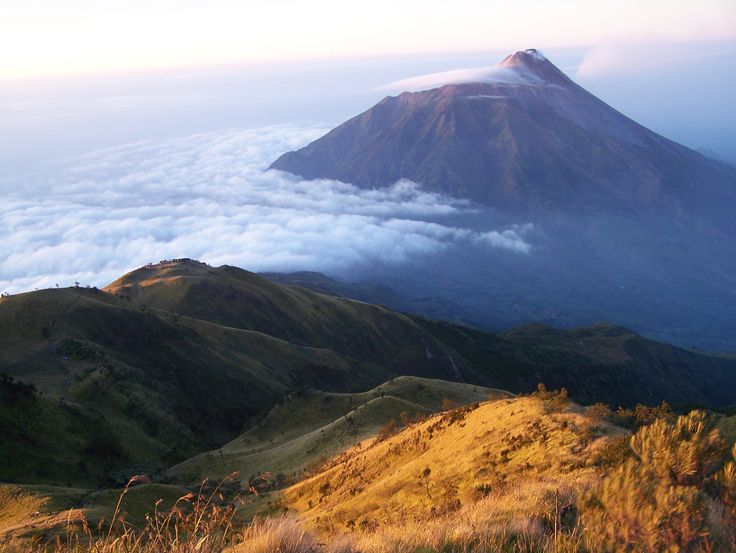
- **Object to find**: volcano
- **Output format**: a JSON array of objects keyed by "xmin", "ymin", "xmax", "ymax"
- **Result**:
[{"xmin": 270, "ymin": 49, "xmax": 736, "ymax": 217}]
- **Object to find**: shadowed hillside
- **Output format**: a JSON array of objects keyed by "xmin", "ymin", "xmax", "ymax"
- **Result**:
[
  {"xmin": 418, "ymin": 319, "xmax": 736, "ymax": 408},
  {"xmin": 2, "ymin": 259, "xmax": 736, "ymax": 489}
]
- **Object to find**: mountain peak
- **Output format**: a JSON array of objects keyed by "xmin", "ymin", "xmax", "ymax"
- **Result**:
[
  {"xmin": 499, "ymin": 48, "xmax": 548, "ymax": 67},
  {"xmin": 497, "ymin": 48, "xmax": 570, "ymax": 85},
  {"xmin": 269, "ymin": 47, "xmax": 736, "ymax": 213}
]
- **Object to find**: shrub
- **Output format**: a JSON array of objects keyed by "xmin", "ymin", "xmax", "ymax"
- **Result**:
[
  {"xmin": 593, "ymin": 435, "xmax": 633, "ymax": 468},
  {"xmin": 585, "ymin": 402, "xmax": 612, "ymax": 426},
  {"xmin": 716, "ymin": 443, "xmax": 736, "ymax": 544},
  {"xmin": 0, "ymin": 372, "xmax": 37, "ymax": 405},
  {"xmin": 441, "ymin": 398, "xmax": 456, "ymax": 411},
  {"xmin": 533, "ymin": 383, "xmax": 569, "ymax": 412},
  {"xmin": 579, "ymin": 410, "xmax": 727, "ymax": 552},
  {"xmin": 376, "ymin": 420, "xmax": 398, "ymax": 442},
  {"xmin": 549, "ymin": 387, "xmax": 569, "ymax": 412},
  {"xmin": 616, "ymin": 401, "xmax": 673, "ymax": 427}
]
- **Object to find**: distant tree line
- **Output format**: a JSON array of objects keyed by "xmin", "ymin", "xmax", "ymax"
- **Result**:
[{"xmin": 0, "ymin": 372, "xmax": 37, "ymax": 404}]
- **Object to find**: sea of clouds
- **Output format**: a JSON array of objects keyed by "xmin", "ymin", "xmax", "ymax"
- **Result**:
[{"xmin": 0, "ymin": 124, "xmax": 533, "ymax": 293}]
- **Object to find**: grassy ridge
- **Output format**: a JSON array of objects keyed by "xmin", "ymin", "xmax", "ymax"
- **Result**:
[
  {"xmin": 282, "ymin": 394, "xmax": 606, "ymax": 533},
  {"xmin": 104, "ymin": 261, "xmax": 461, "ymax": 374},
  {"xmin": 169, "ymin": 376, "xmax": 502, "ymax": 484}
]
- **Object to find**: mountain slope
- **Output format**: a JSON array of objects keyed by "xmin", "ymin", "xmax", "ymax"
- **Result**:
[
  {"xmin": 0, "ymin": 263, "xmax": 467, "ymax": 486},
  {"xmin": 420, "ymin": 319, "xmax": 736, "ymax": 408},
  {"xmin": 104, "ymin": 260, "xmax": 459, "ymax": 373},
  {"xmin": 2, "ymin": 259, "xmax": 736, "ymax": 488},
  {"xmin": 270, "ymin": 49, "xmax": 736, "ymax": 218}
]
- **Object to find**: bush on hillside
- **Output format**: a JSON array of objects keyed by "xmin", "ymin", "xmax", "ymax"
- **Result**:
[
  {"xmin": 592, "ymin": 435, "xmax": 633, "ymax": 468},
  {"xmin": 615, "ymin": 401, "xmax": 673, "ymax": 428},
  {"xmin": 532, "ymin": 383, "xmax": 569, "ymax": 412},
  {"xmin": 0, "ymin": 372, "xmax": 36, "ymax": 405},
  {"xmin": 376, "ymin": 420, "xmax": 398, "ymax": 442},
  {"xmin": 716, "ymin": 443, "xmax": 736, "ymax": 545},
  {"xmin": 585, "ymin": 402, "xmax": 613, "ymax": 426},
  {"xmin": 579, "ymin": 410, "xmax": 731, "ymax": 552}
]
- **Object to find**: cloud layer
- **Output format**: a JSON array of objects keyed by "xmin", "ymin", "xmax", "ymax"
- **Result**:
[
  {"xmin": 379, "ymin": 66, "xmax": 545, "ymax": 92},
  {"xmin": 0, "ymin": 124, "xmax": 533, "ymax": 293}
]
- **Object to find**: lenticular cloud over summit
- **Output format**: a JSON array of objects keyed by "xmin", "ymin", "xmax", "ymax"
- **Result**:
[{"xmin": 0, "ymin": 125, "xmax": 533, "ymax": 293}]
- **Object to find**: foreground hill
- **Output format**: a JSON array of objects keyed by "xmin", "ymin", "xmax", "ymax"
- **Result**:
[
  {"xmin": 282, "ymin": 394, "xmax": 610, "ymax": 532},
  {"xmin": 3, "ymin": 392, "xmax": 735, "ymax": 551},
  {"xmin": 270, "ymin": 393, "xmax": 736, "ymax": 552},
  {"xmin": 1, "ymin": 375, "xmax": 499, "ymax": 543},
  {"xmin": 2, "ymin": 259, "xmax": 736, "ymax": 488}
]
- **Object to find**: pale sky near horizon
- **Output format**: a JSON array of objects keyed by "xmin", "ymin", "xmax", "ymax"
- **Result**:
[
  {"xmin": 2, "ymin": 0, "xmax": 735, "ymax": 80},
  {"xmin": 1, "ymin": 2, "xmax": 735, "ymax": 169}
]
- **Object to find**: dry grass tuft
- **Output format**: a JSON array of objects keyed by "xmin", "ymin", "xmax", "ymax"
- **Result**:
[
  {"xmin": 228, "ymin": 516, "xmax": 317, "ymax": 553},
  {"xmin": 0, "ymin": 474, "xmax": 245, "ymax": 553}
]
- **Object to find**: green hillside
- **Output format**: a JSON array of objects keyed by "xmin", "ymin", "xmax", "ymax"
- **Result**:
[
  {"xmin": 2, "ymin": 259, "xmax": 736, "ymax": 489},
  {"xmin": 0, "ymin": 290, "xmax": 452, "ymax": 486},
  {"xmin": 104, "ymin": 261, "xmax": 459, "ymax": 373},
  {"xmin": 418, "ymin": 318, "xmax": 736, "ymax": 407}
]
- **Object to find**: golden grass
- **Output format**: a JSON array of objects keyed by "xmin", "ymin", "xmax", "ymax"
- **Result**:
[
  {"xmin": 226, "ymin": 517, "xmax": 317, "ymax": 553},
  {"xmin": 1, "ymin": 500, "xmax": 573, "ymax": 553},
  {"xmin": 283, "ymin": 395, "xmax": 602, "ymax": 533},
  {"xmin": 4, "ymin": 395, "xmax": 735, "ymax": 553},
  {"xmin": 323, "ymin": 496, "xmax": 582, "ymax": 553}
]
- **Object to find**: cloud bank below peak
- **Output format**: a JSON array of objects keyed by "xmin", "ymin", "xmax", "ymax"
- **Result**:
[{"xmin": 0, "ymin": 124, "xmax": 533, "ymax": 294}]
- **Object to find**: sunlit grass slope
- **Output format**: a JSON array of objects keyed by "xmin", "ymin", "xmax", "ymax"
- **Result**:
[
  {"xmin": 282, "ymin": 394, "xmax": 616, "ymax": 534},
  {"xmin": 169, "ymin": 376, "xmax": 506, "ymax": 483},
  {"xmin": 2, "ymin": 398, "xmax": 735, "ymax": 551}
]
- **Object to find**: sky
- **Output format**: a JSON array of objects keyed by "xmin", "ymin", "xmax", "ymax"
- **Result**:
[
  {"xmin": 1, "ymin": 1, "xmax": 735, "ymax": 294},
  {"xmin": 2, "ymin": 0, "xmax": 735, "ymax": 79}
]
